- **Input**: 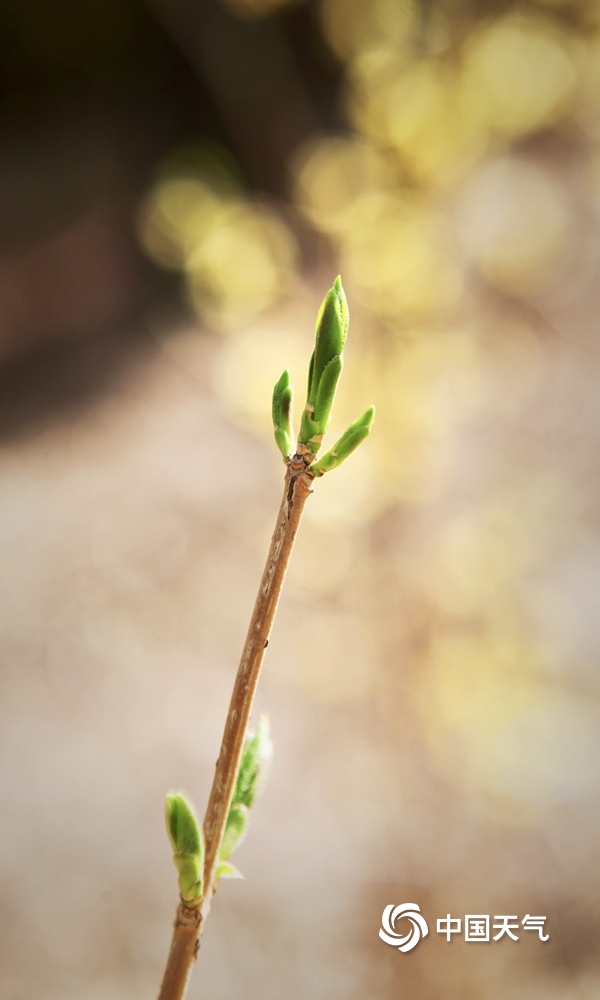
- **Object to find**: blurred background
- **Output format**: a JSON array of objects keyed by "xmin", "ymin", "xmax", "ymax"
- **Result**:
[{"xmin": 1, "ymin": 0, "xmax": 599, "ymax": 997}]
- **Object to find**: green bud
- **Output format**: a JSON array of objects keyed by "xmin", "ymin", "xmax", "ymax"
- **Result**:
[
  {"xmin": 165, "ymin": 793, "xmax": 204, "ymax": 906},
  {"xmin": 219, "ymin": 803, "xmax": 249, "ymax": 861},
  {"xmin": 166, "ymin": 793, "xmax": 202, "ymax": 856},
  {"xmin": 212, "ymin": 718, "xmax": 272, "ymax": 881},
  {"xmin": 299, "ymin": 277, "xmax": 348, "ymax": 453},
  {"xmin": 272, "ymin": 369, "xmax": 295, "ymax": 459},
  {"xmin": 309, "ymin": 276, "xmax": 348, "ymax": 406},
  {"xmin": 233, "ymin": 715, "xmax": 273, "ymax": 810},
  {"xmin": 274, "ymin": 276, "xmax": 373, "ymax": 471},
  {"xmin": 310, "ymin": 406, "xmax": 375, "ymax": 477}
]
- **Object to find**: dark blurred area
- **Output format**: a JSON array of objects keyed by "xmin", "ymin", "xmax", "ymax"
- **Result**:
[
  {"xmin": 0, "ymin": 0, "xmax": 337, "ymax": 441},
  {"xmin": 1, "ymin": 1, "xmax": 600, "ymax": 999}
]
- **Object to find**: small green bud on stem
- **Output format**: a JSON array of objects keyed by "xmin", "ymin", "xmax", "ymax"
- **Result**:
[
  {"xmin": 232, "ymin": 714, "xmax": 272, "ymax": 810},
  {"xmin": 299, "ymin": 276, "xmax": 349, "ymax": 453},
  {"xmin": 165, "ymin": 793, "xmax": 204, "ymax": 906},
  {"xmin": 272, "ymin": 370, "xmax": 295, "ymax": 459},
  {"xmin": 217, "ymin": 715, "xmax": 273, "ymax": 878},
  {"xmin": 273, "ymin": 278, "xmax": 372, "ymax": 469}
]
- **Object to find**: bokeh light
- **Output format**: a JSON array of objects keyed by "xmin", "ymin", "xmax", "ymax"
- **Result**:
[
  {"xmin": 140, "ymin": 170, "xmax": 297, "ymax": 328},
  {"xmin": 461, "ymin": 13, "xmax": 579, "ymax": 138},
  {"xmin": 455, "ymin": 156, "xmax": 574, "ymax": 296}
]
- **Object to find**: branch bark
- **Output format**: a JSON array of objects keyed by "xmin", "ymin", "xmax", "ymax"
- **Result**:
[{"xmin": 157, "ymin": 455, "xmax": 314, "ymax": 1000}]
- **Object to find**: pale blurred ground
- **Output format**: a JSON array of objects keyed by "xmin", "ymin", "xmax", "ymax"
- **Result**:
[{"xmin": 1, "ymin": 1, "xmax": 600, "ymax": 999}]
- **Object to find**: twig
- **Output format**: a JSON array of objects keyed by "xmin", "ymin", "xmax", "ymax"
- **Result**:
[
  {"xmin": 158, "ymin": 454, "xmax": 314, "ymax": 1000},
  {"xmin": 157, "ymin": 277, "xmax": 374, "ymax": 1000}
]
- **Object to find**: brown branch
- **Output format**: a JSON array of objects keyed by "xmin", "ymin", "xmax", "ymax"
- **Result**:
[
  {"xmin": 157, "ymin": 455, "xmax": 314, "ymax": 1000},
  {"xmin": 157, "ymin": 903, "xmax": 202, "ymax": 1000}
]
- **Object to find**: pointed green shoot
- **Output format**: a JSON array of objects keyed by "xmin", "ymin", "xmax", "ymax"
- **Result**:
[
  {"xmin": 165, "ymin": 792, "xmax": 204, "ymax": 906},
  {"xmin": 299, "ymin": 276, "xmax": 349, "ymax": 453},
  {"xmin": 310, "ymin": 406, "xmax": 375, "ymax": 477},
  {"xmin": 309, "ymin": 275, "xmax": 348, "ymax": 405},
  {"xmin": 233, "ymin": 714, "xmax": 273, "ymax": 810},
  {"xmin": 215, "ymin": 715, "xmax": 273, "ymax": 884},
  {"xmin": 271, "ymin": 276, "xmax": 373, "ymax": 471},
  {"xmin": 272, "ymin": 369, "xmax": 295, "ymax": 459}
]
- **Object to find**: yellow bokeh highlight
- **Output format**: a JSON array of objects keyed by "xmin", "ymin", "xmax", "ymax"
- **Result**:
[
  {"xmin": 474, "ymin": 692, "xmax": 600, "ymax": 809},
  {"xmin": 215, "ymin": 318, "xmax": 309, "ymax": 433},
  {"xmin": 456, "ymin": 156, "xmax": 573, "ymax": 296},
  {"xmin": 423, "ymin": 631, "xmax": 534, "ymax": 738},
  {"xmin": 461, "ymin": 13, "xmax": 578, "ymax": 138},
  {"xmin": 416, "ymin": 629, "xmax": 550, "ymax": 822},
  {"xmin": 139, "ymin": 174, "xmax": 297, "ymax": 327},
  {"xmin": 185, "ymin": 199, "xmax": 297, "ymax": 326},
  {"xmin": 350, "ymin": 56, "xmax": 489, "ymax": 188},
  {"xmin": 422, "ymin": 643, "xmax": 600, "ymax": 817},
  {"xmin": 357, "ymin": 330, "xmax": 483, "ymax": 505},
  {"xmin": 292, "ymin": 134, "xmax": 397, "ymax": 234},
  {"xmin": 138, "ymin": 178, "xmax": 223, "ymax": 270},
  {"xmin": 341, "ymin": 196, "xmax": 464, "ymax": 321},
  {"xmin": 408, "ymin": 462, "xmax": 586, "ymax": 820}
]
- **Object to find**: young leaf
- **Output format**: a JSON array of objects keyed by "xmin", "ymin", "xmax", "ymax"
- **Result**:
[
  {"xmin": 310, "ymin": 406, "xmax": 375, "ymax": 477},
  {"xmin": 272, "ymin": 369, "xmax": 295, "ymax": 459}
]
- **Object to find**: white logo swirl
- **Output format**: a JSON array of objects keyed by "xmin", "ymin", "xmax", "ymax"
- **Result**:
[{"xmin": 379, "ymin": 903, "xmax": 429, "ymax": 952}]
